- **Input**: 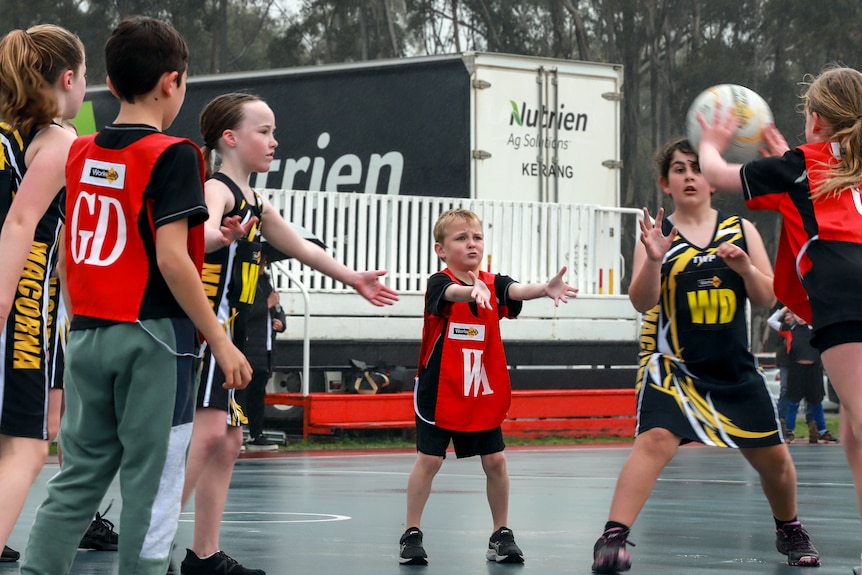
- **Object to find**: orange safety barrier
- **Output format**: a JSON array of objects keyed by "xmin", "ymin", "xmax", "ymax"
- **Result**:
[{"xmin": 266, "ymin": 389, "xmax": 636, "ymax": 440}]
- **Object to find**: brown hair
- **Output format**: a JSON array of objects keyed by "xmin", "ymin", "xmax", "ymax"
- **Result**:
[
  {"xmin": 802, "ymin": 65, "xmax": 862, "ymax": 199},
  {"xmin": 199, "ymin": 92, "xmax": 263, "ymax": 178},
  {"xmin": 0, "ymin": 24, "xmax": 84, "ymax": 133},
  {"xmin": 654, "ymin": 137, "xmax": 697, "ymax": 181},
  {"xmin": 105, "ymin": 17, "xmax": 188, "ymax": 104},
  {"xmin": 433, "ymin": 208, "xmax": 482, "ymax": 244}
]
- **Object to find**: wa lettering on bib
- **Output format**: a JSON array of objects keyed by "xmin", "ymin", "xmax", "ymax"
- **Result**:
[{"xmin": 427, "ymin": 270, "xmax": 511, "ymax": 432}]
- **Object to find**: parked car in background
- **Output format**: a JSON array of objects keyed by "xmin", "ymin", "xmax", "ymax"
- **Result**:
[{"xmin": 755, "ymin": 352, "xmax": 840, "ymax": 413}]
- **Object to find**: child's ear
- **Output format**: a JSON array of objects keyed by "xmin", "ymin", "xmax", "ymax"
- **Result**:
[
  {"xmin": 160, "ymin": 71, "xmax": 180, "ymax": 97},
  {"xmin": 61, "ymin": 69, "xmax": 75, "ymax": 91},
  {"xmin": 106, "ymin": 76, "xmax": 119, "ymax": 99},
  {"xmin": 809, "ymin": 111, "xmax": 830, "ymax": 137},
  {"xmin": 659, "ymin": 176, "xmax": 672, "ymax": 196},
  {"xmin": 434, "ymin": 242, "xmax": 446, "ymax": 261}
]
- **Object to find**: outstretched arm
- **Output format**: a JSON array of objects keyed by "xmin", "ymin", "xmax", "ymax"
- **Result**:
[
  {"xmin": 260, "ymin": 196, "xmax": 398, "ymax": 306},
  {"xmin": 696, "ymin": 108, "xmax": 745, "ymax": 193},
  {"xmin": 442, "ymin": 270, "xmax": 492, "ymax": 309},
  {"xmin": 507, "ymin": 266, "xmax": 578, "ymax": 305},
  {"xmin": 697, "ymin": 109, "xmax": 790, "ymax": 193}
]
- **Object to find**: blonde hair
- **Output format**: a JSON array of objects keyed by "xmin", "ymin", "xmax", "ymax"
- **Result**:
[
  {"xmin": 802, "ymin": 65, "xmax": 862, "ymax": 199},
  {"xmin": 433, "ymin": 208, "xmax": 482, "ymax": 244},
  {"xmin": 0, "ymin": 24, "xmax": 84, "ymax": 134}
]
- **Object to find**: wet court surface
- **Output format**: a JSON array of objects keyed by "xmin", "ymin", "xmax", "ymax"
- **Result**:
[{"xmin": 3, "ymin": 443, "xmax": 858, "ymax": 575}]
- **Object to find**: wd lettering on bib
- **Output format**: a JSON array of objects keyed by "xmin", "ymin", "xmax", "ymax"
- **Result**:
[
  {"xmin": 448, "ymin": 322, "xmax": 485, "ymax": 341},
  {"xmin": 687, "ymin": 288, "xmax": 737, "ymax": 325},
  {"xmin": 462, "ymin": 348, "xmax": 493, "ymax": 397}
]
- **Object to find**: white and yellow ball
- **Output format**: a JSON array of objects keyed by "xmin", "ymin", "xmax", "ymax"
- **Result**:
[{"xmin": 685, "ymin": 84, "xmax": 773, "ymax": 164}]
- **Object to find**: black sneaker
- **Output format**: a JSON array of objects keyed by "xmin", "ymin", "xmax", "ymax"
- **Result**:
[
  {"xmin": 486, "ymin": 527, "xmax": 524, "ymax": 563},
  {"xmin": 592, "ymin": 527, "xmax": 634, "ymax": 573},
  {"xmin": 775, "ymin": 521, "xmax": 820, "ymax": 566},
  {"xmin": 819, "ymin": 430, "xmax": 839, "ymax": 443},
  {"xmin": 246, "ymin": 434, "xmax": 278, "ymax": 452},
  {"xmin": 180, "ymin": 549, "xmax": 266, "ymax": 575},
  {"xmin": 79, "ymin": 502, "xmax": 119, "ymax": 551},
  {"xmin": 398, "ymin": 527, "xmax": 428, "ymax": 566},
  {"xmin": 0, "ymin": 545, "xmax": 19, "ymax": 562}
]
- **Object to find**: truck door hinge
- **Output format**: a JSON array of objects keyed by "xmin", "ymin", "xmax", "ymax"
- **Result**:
[
  {"xmin": 602, "ymin": 91, "xmax": 623, "ymax": 101},
  {"xmin": 472, "ymin": 150, "xmax": 492, "ymax": 160},
  {"xmin": 602, "ymin": 159, "xmax": 623, "ymax": 169},
  {"xmin": 472, "ymin": 79, "xmax": 491, "ymax": 90}
]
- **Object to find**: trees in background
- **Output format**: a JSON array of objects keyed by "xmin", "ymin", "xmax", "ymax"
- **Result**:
[
  {"xmin": 4, "ymin": 0, "xmax": 859, "ymax": 212},
  {"xmin": 2, "ymin": 0, "xmax": 860, "ymax": 346}
]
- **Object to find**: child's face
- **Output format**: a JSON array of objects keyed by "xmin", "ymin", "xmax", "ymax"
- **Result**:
[
  {"xmin": 434, "ymin": 218, "xmax": 484, "ymax": 271},
  {"xmin": 660, "ymin": 150, "xmax": 715, "ymax": 202},
  {"xmin": 234, "ymin": 100, "xmax": 278, "ymax": 173}
]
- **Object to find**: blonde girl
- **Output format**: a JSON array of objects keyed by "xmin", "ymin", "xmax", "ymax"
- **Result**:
[{"xmin": 698, "ymin": 64, "xmax": 862, "ymax": 574}]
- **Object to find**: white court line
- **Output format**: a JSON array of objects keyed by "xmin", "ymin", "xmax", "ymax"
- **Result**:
[
  {"xmin": 236, "ymin": 467, "xmax": 856, "ymax": 487},
  {"xmin": 178, "ymin": 511, "xmax": 351, "ymax": 524}
]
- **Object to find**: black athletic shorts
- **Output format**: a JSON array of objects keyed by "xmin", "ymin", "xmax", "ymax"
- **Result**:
[
  {"xmin": 813, "ymin": 321, "xmax": 862, "ymax": 353},
  {"xmin": 415, "ymin": 417, "xmax": 505, "ymax": 459}
]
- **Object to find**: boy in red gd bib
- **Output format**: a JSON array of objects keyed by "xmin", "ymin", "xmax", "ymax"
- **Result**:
[{"xmin": 399, "ymin": 208, "xmax": 578, "ymax": 566}]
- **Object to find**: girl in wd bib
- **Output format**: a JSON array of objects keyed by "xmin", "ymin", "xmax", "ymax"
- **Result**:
[
  {"xmin": 399, "ymin": 208, "xmax": 577, "ymax": 566},
  {"xmin": 591, "ymin": 138, "xmax": 819, "ymax": 574}
]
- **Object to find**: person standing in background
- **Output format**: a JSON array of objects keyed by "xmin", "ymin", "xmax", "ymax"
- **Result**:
[
  {"xmin": 781, "ymin": 311, "xmax": 837, "ymax": 444},
  {"xmin": 238, "ymin": 255, "xmax": 286, "ymax": 452}
]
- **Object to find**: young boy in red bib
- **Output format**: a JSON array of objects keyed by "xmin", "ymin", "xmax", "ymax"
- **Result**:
[{"xmin": 398, "ymin": 208, "xmax": 578, "ymax": 566}]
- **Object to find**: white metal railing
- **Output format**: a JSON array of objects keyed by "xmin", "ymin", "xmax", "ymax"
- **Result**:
[{"xmin": 263, "ymin": 189, "xmax": 641, "ymax": 296}]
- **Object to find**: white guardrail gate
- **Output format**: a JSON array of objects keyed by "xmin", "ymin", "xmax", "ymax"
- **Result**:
[{"xmin": 264, "ymin": 189, "xmax": 642, "ymax": 345}]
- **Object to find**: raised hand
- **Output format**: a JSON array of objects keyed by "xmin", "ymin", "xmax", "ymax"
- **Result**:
[
  {"xmin": 761, "ymin": 123, "xmax": 790, "ymax": 157},
  {"xmin": 696, "ymin": 104, "xmax": 737, "ymax": 154},
  {"xmin": 639, "ymin": 207, "xmax": 677, "ymax": 262}
]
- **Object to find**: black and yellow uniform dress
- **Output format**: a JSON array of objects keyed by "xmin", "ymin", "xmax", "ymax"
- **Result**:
[
  {"xmin": 198, "ymin": 172, "xmax": 263, "ymax": 425},
  {"xmin": 0, "ymin": 122, "xmax": 64, "ymax": 439},
  {"xmin": 635, "ymin": 211, "xmax": 781, "ymax": 448}
]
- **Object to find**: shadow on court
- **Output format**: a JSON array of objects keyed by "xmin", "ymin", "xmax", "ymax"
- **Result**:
[{"xmin": 3, "ymin": 443, "xmax": 856, "ymax": 574}]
